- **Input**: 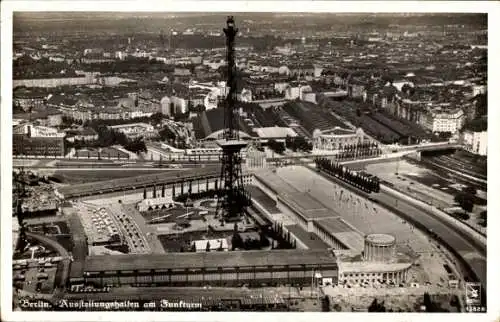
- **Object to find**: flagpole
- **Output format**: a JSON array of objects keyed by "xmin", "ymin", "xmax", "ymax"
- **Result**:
[{"xmin": 311, "ymin": 268, "xmax": 314, "ymax": 297}]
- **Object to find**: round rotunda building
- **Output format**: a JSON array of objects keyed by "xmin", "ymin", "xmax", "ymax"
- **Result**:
[{"xmin": 363, "ymin": 234, "xmax": 396, "ymax": 263}]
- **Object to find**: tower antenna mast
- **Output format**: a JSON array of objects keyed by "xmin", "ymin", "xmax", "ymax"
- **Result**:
[{"xmin": 215, "ymin": 16, "xmax": 251, "ymax": 224}]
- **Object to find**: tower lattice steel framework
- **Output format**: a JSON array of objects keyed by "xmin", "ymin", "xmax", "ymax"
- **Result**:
[{"xmin": 215, "ymin": 16, "xmax": 251, "ymax": 222}]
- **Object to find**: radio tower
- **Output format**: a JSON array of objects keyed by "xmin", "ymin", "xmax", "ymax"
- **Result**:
[{"xmin": 215, "ymin": 16, "xmax": 251, "ymax": 223}]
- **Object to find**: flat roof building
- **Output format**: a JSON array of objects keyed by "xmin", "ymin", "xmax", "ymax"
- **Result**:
[{"xmin": 70, "ymin": 249, "xmax": 339, "ymax": 288}]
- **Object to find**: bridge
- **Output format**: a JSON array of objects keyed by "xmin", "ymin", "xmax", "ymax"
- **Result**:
[
  {"xmin": 56, "ymin": 166, "xmax": 221, "ymax": 199},
  {"xmin": 393, "ymin": 142, "xmax": 462, "ymax": 153},
  {"xmin": 407, "ymin": 143, "xmax": 462, "ymax": 162}
]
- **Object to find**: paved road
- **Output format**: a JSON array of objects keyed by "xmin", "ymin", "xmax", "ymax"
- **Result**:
[
  {"xmin": 12, "ymin": 149, "xmax": 432, "ymax": 173},
  {"xmin": 422, "ymin": 158, "xmax": 487, "ymax": 185},
  {"xmin": 374, "ymin": 190, "xmax": 486, "ymax": 257},
  {"xmin": 25, "ymin": 232, "xmax": 71, "ymax": 289}
]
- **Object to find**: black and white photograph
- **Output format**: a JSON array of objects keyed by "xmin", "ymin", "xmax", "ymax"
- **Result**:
[{"xmin": 1, "ymin": 1, "xmax": 498, "ymax": 321}]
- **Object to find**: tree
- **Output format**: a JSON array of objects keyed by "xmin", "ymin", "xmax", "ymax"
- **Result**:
[
  {"xmin": 41, "ymin": 223, "xmax": 48, "ymax": 235},
  {"xmin": 463, "ymin": 186, "xmax": 477, "ymax": 196},
  {"xmin": 321, "ymin": 295, "xmax": 331, "ymax": 312},
  {"xmin": 368, "ymin": 299, "xmax": 386, "ymax": 312},
  {"xmin": 231, "ymin": 223, "xmax": 243, "ymax": 250},
  {"xmin": 190, "ymin": 104, "xmax": 206, "ymax": 113},
  {"xmin": 423, "ymin": 292, "xmax": 436, "ymax": 312},
  {"xmin": 205, "ymin": 241, "xmax": 211, "ymax": 252},
  {"xmin": 150, "ymin": 112, "xmax": 164, "ymax": 125},
  {"xmin": 479, "ymin": 210, "xmax": 487, "ymax": 227},
  {"xmin": 286, "ymin": 136, "xmax": 312, "ymax": 152},
  {"xmin": 454, "ymin": 193, "xmax": 474, "ymax": 212},
  {"xmin": 474, "ymin": 93, "xmax": 487, "ymax": 117},
  {"xmin": 267, "ymin": 139, "xmax": 285, "ymax": 154},
  {"xmin": 259, "ymin": 230, "xmax": 270, "ymax": 247},
  {"xmin": 159, "ymin": 126, "xmax": 176, "ymax": 141},
  {"xmin": 449, "ymin": 294, "xmax": 461, "ymax": 311},
  {"xmin": 401, "ymin": 83, "xmax": 412, "ymax": 95}
]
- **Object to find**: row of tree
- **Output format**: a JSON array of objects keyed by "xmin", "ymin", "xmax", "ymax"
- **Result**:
[
  {"xmin": 13, "ymin": 56, "xmax": 78, "ymax": 79},
  {"xmin": 315, "ymin": 157, "xmax": 381, "ymax": 193},
  {"xmin": 85, "ymin": 57, "xmax": 174, "ymax": 74},
  {"xmin": 78, "ymin": 112, "xmax": 166, "ymax": 128},
  {"xmin": 267, "ymin": 139, "xmax": 285, "ymax": 154},
  {"xmin": 271, "ymin": 221, "xmax": 297, "ymax": 249},
  {"xmin": 336, "ymin": 142, "xmax": 382, "ymax": 160},
  {"xmin": 267, "ymin": 136, "xmax": 313, "ymax": 155},
  {"xmin": 285, "ymin": 136, "xmax": 313, "ymax": 153},
  {"xmin": 173, "ymin": 189, "xmax": 220, "ymax": 203}
]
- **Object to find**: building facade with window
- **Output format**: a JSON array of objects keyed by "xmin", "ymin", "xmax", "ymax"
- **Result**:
[
  {"xmin": 13, "ymin": 124, "xmax": 66, "ymax": 157},
  {"xmin": 424, "ymin": 109, "xmax": 465, "ymax": 133},
  {"xmin": 109, "ymin": 123, "xmax": 157, "ymax": 139},
  {"xmin": 337, "ymin": 261, "xmax": 412, "ymax": 285},
  {"xmin": 69, "ymin": 249, "xmax": 338, "ymax": 288},
  {"xmin": 461, "ymin": 130, "xmax": 487, "ymax": 156}
]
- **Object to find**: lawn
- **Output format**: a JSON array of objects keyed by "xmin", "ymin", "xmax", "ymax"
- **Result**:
[
  {"xmin": 75, "ymin": 148, "xmax": 99, "ymax": 158},
  {"xmin": 100, "ymin": 147, "xmax": 129, "ymax": 159},
  {"xmin": 141, "ymin": 207, "xmax": 208, "ymax": 224},
  {"xmin": 157, "ymin": 230, "xmax": 233, "ymax": 252}
]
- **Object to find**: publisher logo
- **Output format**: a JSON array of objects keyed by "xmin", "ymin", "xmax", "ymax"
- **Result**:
[{"xmin": 465, "ymin": 282, "xmax": 481, "ymax": 305}]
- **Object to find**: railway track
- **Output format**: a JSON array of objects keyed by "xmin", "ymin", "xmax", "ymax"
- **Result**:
[{"xmin": 428, "ymin": 155, "xmax": 487, "ymax": 181}]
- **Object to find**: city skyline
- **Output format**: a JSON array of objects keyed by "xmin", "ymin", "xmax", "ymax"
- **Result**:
[{"xmin": 1, "ymin": 2, "xmax": 497, "ymax": 322}]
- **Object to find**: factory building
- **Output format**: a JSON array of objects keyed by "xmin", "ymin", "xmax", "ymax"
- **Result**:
[{"xmin": 13, "ymin": 124, "xmax": 66, "ymax": 157}]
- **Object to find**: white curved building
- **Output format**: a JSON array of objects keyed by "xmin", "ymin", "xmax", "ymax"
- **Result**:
[{"xmin": 312, "ymin": 127, "xmax": 366, "ymax": 153}]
